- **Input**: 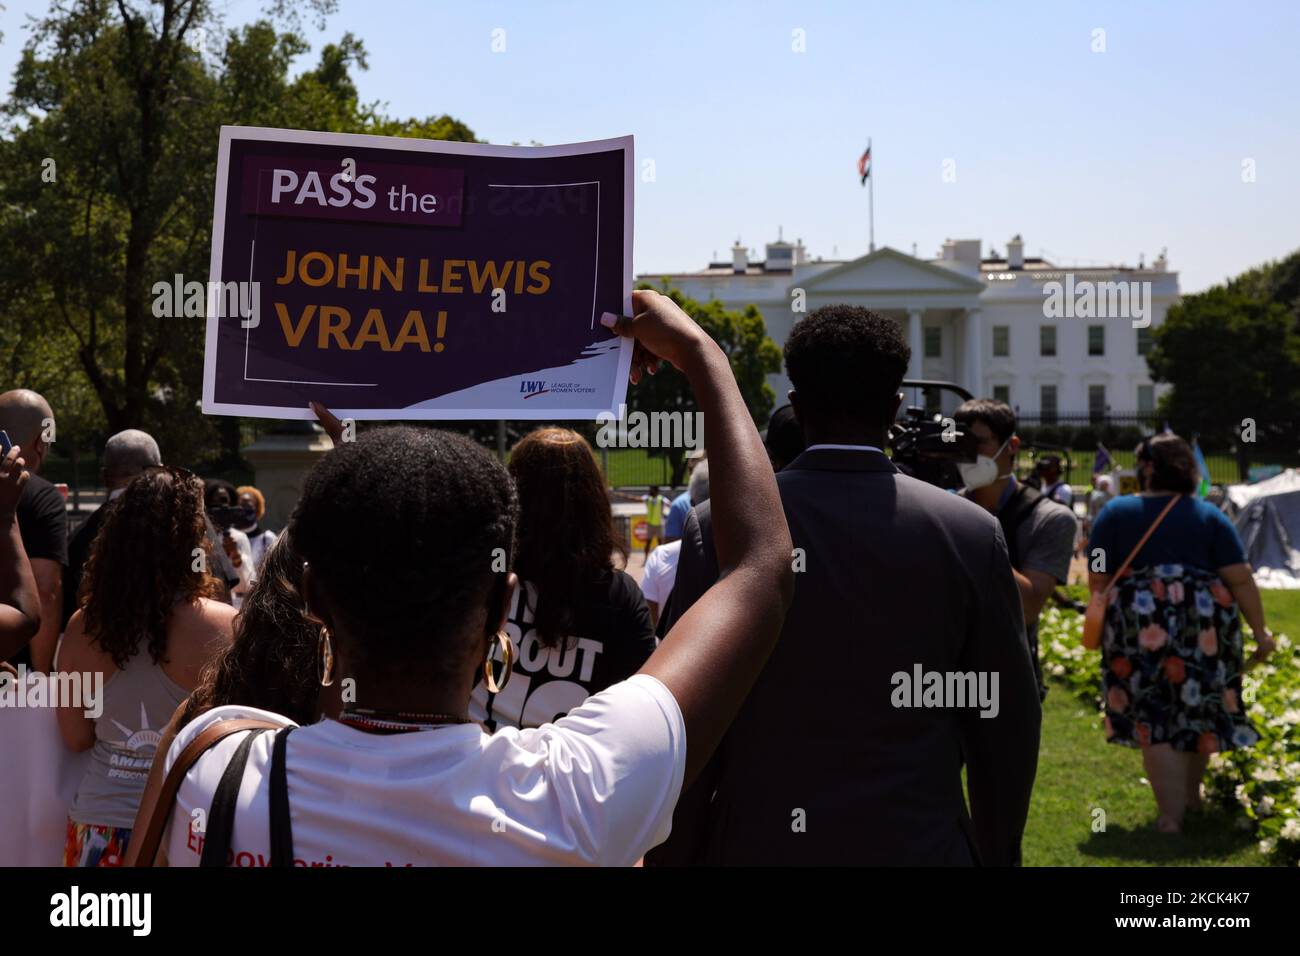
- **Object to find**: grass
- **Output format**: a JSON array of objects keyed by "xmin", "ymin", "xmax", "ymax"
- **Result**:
[
  {"xmin": 1022, "ymin": 688, "xmax": 1263, "ymax": 866},
  {"xmin": 602, "ymin": 447, "xmax": 678, "ymax": 488},
  {"xmin": 1020, "ymin": 588, "xmax": 1300, "ymax": 866}
]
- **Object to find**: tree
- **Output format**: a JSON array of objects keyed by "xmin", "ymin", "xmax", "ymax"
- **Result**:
[
  {"xmin": 0, "ymin": 0, "xmax": 476, "ymax": 469},
  {"xmin": 629, "ymin": 282, "xmax": 783, "ymax": 484},
  {"xmin": 1147, "ymin": 250, "xmax": 1300, "ymax": 477}
]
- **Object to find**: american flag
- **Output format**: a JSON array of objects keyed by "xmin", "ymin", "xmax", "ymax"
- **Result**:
[{"xmin": 858, "ymin": 144, "xmax": 872, "ymax": 185}]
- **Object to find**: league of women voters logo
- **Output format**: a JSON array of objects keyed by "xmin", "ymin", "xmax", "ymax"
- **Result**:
[{"xmin": 519, "ymin": 379, "xmax": 597, "ymax": 399}]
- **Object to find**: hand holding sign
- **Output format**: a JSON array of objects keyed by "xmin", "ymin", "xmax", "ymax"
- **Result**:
[
  {"xmin": 600, "ymin": 290, "xmax": 710, "ymax": 385},
  {"xmin": 310, "ymin": 401, "xmax": 347, "ymax": 447}
]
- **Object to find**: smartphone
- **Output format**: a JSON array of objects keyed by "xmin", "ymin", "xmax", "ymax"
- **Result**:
[{"xmin": 0, "ymin": 430, "xmax": 11, "ymax": 457}]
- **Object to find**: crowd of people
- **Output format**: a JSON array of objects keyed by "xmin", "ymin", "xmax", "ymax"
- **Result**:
[{"xmin": 0, "ymin": 287, "xmax": 1279, "ymax": 867}]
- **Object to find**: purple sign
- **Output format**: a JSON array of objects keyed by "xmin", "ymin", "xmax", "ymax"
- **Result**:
[{"xmin": 201, "ymin": 126, "xmax": 634, "ymax": 420}]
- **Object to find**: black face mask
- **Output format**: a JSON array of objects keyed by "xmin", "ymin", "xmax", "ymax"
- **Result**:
[{"xmin": 235, "ymin": 506, "xmax": 258, "ymax": 532}]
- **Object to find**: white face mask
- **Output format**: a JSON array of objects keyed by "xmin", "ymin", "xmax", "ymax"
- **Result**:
[{"xmin": 959, "ymin": 437, "xmax": 1012, "ymax": 490}]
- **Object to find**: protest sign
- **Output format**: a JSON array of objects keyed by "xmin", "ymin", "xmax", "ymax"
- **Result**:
[{"xmin": 200, "ymin": 127, "xmax": 634, "ymax": 420}]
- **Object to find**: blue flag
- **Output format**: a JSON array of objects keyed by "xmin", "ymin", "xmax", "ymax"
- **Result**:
[
  {"xmin": 1092, "ymin": 443, "xmax": 1112, "ymax": 474},
  {"xmin": 1192, "ymin": 439, "xmax": 1211, "ymax": 497}
]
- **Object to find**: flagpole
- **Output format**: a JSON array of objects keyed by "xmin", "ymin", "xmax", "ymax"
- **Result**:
[{"xmin": 868, "ymin": 136, "xmax": 875, "ymax": 253}]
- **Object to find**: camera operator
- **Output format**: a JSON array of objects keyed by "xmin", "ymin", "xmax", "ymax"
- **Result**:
[
  {"xmin": 1032, "ymin": 454, "xmax": 1075, "ymax": 508},
  {"xmin": 954, "ymin": 399, "xmax": 1077, "ymax": 699},
  {"xmin": 203, "ymin": 479, "xmax": 254, "ymax": 608}
]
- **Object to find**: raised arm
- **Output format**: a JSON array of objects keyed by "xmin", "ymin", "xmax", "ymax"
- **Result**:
[
  {"xmin": 605, "ymin": 290, "xmax": 794, "ymax": 785},
  {"xmin": 0, "ymin": 446, "xmax": 41, "ymax": 660}
]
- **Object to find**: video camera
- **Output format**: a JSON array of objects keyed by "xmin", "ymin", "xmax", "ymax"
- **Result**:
[
  {"xmin": 888, "ymin": 380, "xmax": 979, "ymax": 490},
  {"xmin": 207, "ymin": 504, "xmax": 254, "ymax": 532}
]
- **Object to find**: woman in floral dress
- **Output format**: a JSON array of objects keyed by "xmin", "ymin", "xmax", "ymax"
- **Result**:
[{"xmin": 1088, "ymin": 434, "xmax": 1275, "ymax": 833}]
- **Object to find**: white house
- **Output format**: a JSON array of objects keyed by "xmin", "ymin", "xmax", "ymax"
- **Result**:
[{"xmin": 637, "ymin": 234, "xmax": 1179, "ymax": 419}]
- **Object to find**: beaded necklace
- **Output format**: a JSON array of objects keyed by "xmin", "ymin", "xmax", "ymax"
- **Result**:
[{"xmin": 338, "ymin": 707, "xmax": 472, "ymax": 735}]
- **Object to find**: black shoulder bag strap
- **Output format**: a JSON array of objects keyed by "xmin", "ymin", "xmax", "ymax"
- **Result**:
[
  {"xmin": 997, "ymin": 483, "xmax": 1046, "ymax": 570},
  {"xmin": 269, "ymin": 726, "xmax": 296, "ymax": 867},
  {"xmin": 200, "ymin": 728, "xmax": 272, "ymax": 867}
]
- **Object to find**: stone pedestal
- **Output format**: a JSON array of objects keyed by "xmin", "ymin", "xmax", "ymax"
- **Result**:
[{"xmin": 242, "ymin": 423, "xmax": 334, "ymax": 532}]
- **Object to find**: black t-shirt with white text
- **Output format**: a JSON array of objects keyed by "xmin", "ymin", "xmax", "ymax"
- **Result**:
[
  {"xmin": 470, "ymin": 569, "xmax": 656, "ymax": 731},
  {"xmin": 6, "ymin": 474, "xmax": 68, "ymax": 667}
]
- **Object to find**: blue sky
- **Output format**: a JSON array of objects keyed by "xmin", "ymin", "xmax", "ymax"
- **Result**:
[{"xmin": 3, "ymin": 0, "xmax": 1297, "ymax": 292}]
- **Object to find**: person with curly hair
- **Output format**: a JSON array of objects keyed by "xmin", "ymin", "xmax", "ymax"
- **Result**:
[
  {"xmin": 177, "ymin": 530, "xmax": 330, "ymax": 730},
  {"xmin": 55, "ymin": 467, "xmax": 234, "ymax": 867},
  {"xmin": 124, "ymin": 531, "xmax": 339, "ymax": 866}
]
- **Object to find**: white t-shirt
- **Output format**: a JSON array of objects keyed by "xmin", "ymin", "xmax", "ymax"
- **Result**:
[
  {"xmin": 0, "ymin": 674, "xmax": 91, "ymax": 865},
  {"xmin": 244, "ymin": 528, "xmax": 277, "ymax": 571},
  {"xmin": 640, "ymin": 542, "xmax": 681, "ymax": 606},
  {"xmin": 224, "ymin": 528, "xmax": 256, "ymax": 611},
  {"xmin": 162, "ymin": 674, "xmax": 685, "ymax": 867}
]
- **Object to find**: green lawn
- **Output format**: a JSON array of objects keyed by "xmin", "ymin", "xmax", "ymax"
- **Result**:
[
  {"xmin": 602, "ymin": 448, "xmax": 679, "ymax": 488},
  {"xmin": 1019, "ymin": 589, "xmax": 1300, "ymax": 866},
  {"xmin": 1022, "ymin": 688, "xmax": 1262, "ymax": 866}
]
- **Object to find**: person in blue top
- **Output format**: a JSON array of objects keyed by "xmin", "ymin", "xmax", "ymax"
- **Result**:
[
  {"xmin": 663, "ymin": 485, "xmax": 692, "ymax": 544},
  {"xmin": 1087, "ymin": 433, "xmax": 1275, "ymax": 835},
  {"xmin": 662, "ymin": 451, "xmax": 706, "ymax": 544}
]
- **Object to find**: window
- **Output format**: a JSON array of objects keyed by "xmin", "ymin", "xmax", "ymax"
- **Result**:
[
  {"xmin": 992, "ymin": 384, "xmax": 1010, "ymax": 405},
  {"xmin": 992, "ymin": 325, "xmax": 1009, "ymax": 357},
  {"xmin": 1088, "ymin": 325, "xmax": 1105, "ymax": 356},
  {"xmin": 1040, "ymin": 384, "xmax": 1058, "ymax": 424},
  {"xmin": 924, "ymin": 326, "xmax": 941, "ymax": 358},
  {"xmin": 1137, "ymin": 327, "xmax": 1152, "ymax": 356},
  {"xmin": 1040, "ymin": 325, "xmax": 1056, "ymax": 357},
  {"xmin": 1137, "ymin": 384, "xmax": 1155, "ymax": 413},
  {"xmin": 1088, "ymin": 384, "xmax": 1106, "ymax": 422}
]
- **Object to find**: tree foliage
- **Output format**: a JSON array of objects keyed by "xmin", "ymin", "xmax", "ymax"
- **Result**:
[
  {"xmin": 0, "ymin": 0, "xmax": 476, "ymax": 468},
  {"xmin": 631, "ymin": 281, "xmax": 783, "ymax": 484},
  {"xmin": 1147, "ymin": 250, "xmax": 1300, "ymax": 465}
]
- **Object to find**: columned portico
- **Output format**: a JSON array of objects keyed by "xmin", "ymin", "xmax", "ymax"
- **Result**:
[
  {"xmin": 965, "ymin": 306, "xmax": 983, "ymax": 397},
  {"xmin": 907, "ymin": 308, "xmax": 924, "ymax": 381}
]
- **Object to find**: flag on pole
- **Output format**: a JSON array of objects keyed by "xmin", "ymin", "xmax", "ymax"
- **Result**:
[
  {"xmin": 858, "ymin": 144, "xmax": 872, "ymax": 185},
  {"xmin": 1092, "ymin": 443, "xmax": 1112, "ymax": 475},
  {"xmin": 1192, "ymin": 438, "xmax": 1211, "ymax": 497}
]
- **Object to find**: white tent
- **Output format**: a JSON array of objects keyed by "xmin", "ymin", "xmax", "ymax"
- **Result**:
[{"xmin": 1226, "ymin": 469, "xmax": 1300, "ymax": 588}]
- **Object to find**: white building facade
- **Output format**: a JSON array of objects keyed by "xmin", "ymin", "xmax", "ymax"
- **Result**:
[{"xmin": 638, "ymin": 234, "xmax": 1179, "ymax": 419}]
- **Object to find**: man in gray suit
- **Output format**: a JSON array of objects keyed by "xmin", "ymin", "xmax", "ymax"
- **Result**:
[{"xmin": 649, "ymin": 305, "xmax": 1041, "ymax": 866}]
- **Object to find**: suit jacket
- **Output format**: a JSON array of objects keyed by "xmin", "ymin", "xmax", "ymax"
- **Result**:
[{"xmin": 648, "ymin": 447, "xmax": 1040, "ymax": 866}]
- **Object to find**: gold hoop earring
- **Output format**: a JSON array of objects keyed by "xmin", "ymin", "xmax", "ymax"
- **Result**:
[
  {"xmin": 318, "ymin": 626, "xmax": 336, "ymax": 688},
  {"xmin": 484, "ymin": 631, "xmax": 515, "ymax": 694}
]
